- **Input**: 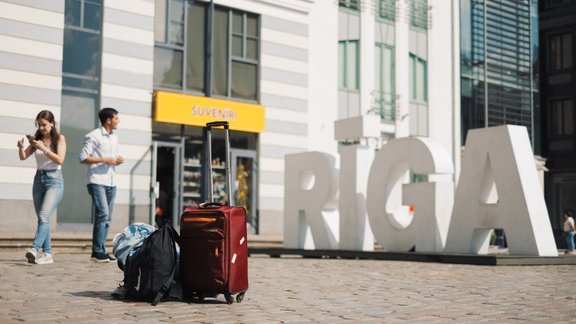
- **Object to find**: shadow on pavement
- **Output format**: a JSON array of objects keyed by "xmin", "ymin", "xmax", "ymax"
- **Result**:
[{"xmin": 70, "ymin": 291, "xmax": 114, "ymax": 300}]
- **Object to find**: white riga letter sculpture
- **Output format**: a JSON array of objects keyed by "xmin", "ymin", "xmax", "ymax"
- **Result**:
[
  {"xmin": 283, "ymin": 152, "xmax": 339, "ymax": 250},
  {"xmin": 443, "ymin": 125, "xmax": 557, "ymax": 256},
  {"xmin": 366, "ymin": 137, "xmax": 454, "ymax": 253},
  {"xmin": 284, "ymin": 123, "xmax": 558, "ymax": 256}
]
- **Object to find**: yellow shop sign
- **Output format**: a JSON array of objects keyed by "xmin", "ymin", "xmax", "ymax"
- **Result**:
[{"xmin": 154, "ymin": 91, "xmax": 265, "ymax": 133}]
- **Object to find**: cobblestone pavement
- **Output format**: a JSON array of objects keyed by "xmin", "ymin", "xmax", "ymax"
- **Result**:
[{"xmin": 0, "ymin": 252, "xmax": 575, "ymax": 323}]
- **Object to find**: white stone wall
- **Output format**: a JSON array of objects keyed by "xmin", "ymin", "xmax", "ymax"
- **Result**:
[{"xmin": 0, "ymin": 0, "xmax": 65, "ymax": 232}]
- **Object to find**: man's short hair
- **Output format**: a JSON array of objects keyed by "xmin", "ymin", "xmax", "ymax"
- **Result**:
[{"xmin": 99, "ymin": 107, "xmax": 118, "ymax": 125}]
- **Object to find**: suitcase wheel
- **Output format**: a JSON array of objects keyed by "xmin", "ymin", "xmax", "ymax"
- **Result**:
[
  {"xmin": 224, "ymin": 293, "xmax": 234, "ymax": 304},
  {"xmin": 236, "ymin": 292, "xmax": 245, "ymax": 303}
]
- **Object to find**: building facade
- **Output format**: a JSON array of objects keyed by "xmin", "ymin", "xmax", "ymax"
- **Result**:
[
  {"xmin": 0, "ymin": 0, "xmax": 461, "ymax": 239},
  {"xmin": 539, "ymin": 0, "xmax": 576, "ymax": 246},
  {"xmin": 460, "ymin": 0, "xmax": 539, "ymax": 148}
]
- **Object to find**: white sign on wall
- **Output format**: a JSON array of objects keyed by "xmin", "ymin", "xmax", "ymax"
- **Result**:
[{"xmin": 284, "ymin": 123, "xmax": 558, "ymax": 256}]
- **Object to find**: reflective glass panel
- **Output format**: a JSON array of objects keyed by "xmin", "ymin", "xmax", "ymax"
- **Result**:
[
  {"xmin": 212, "ymin": 7, "xmax": 229, "ymax": 96},
  {"xmin": 65, "ymin": 0, "xmax": 81, "ymax": 27},
  {"xmin": 247, "ymin": 38, "xmax": 258, "ymax": 60},
  {"xmin": 232, "ymin": 61, "xmax": 257, "ymax": 100},
  {"xmin": 186, "ymin": 2, "xmax": 206, "ymax": 92},
  {"xmin": 84, "ymin": 1, "xmax": 101, "ymax": 31},
  {"xmin": 232, "ymin": 35, "xmax": 243, "ymax": 57},
  {"xmin": 154, "ymin": 47, "xmax": 183, "ymax": 89},
  {"xmin": 247, "ymin": 15, "xmax": 258, "ymax": 37},
  {"xmin": 169, "ymin": 0, "xmax": 184, "ymax": 45},
  {"xmin": 62, "ymin": 29, "xmax": 100, "ymax": 78}
]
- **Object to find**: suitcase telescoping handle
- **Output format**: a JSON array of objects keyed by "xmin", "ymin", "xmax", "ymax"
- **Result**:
[
  {"xmin": 199, "ymin": 201, "xmax": 222, "ymax": 209},
  {"xmin": 205, "ymin": 121, "xmax": 232, "ymax": 205}
]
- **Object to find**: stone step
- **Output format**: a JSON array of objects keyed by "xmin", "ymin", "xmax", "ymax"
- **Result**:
[{"xmin": 0, "ymin": 233, "xmax": 283, "ymax": 253}]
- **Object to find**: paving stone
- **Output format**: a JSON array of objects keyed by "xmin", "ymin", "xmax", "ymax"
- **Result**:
[{"xmin": 1, "ymin": 252, "xmax": 576, "ymax": 322}]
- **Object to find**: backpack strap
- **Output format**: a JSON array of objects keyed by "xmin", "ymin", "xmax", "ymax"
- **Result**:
[
  {"xmin": 167, "ymin": 223, "xmax": 182, "ymax": 246},
  {"xmin": 151, "ymin": 265, "xmax": 176, "ymax": 306}
]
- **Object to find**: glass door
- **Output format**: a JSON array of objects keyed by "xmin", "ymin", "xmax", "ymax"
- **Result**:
[
  {"xmin": 151, "ymin": 141, "xmax": 183, "ymax": 230},
  {"xmin": 231, "ymin": 149, "xmax": 258, "ymax": 233}
]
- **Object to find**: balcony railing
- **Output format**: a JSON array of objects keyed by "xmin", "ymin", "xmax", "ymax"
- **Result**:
[{"xmin": 371, "ymin": 90, "xmax": 397, "ymax": 121}]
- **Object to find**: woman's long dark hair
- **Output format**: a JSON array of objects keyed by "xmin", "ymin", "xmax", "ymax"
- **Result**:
[{"xmin": 34, "ymin": 110, "xmax": 60, "ymax": 153}]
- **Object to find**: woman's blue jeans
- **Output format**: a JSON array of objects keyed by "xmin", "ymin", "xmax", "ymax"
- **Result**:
[
  {"xmin": 32, "ymin": 170, "xmax": 64, "ymax": 254},
  {"xmin": 566, "ymin": 230, "xmax": 575, "ymax": 252},
  {"xmin": 88, "ymin": 184, "xmax": 116, "ymax": 254}
]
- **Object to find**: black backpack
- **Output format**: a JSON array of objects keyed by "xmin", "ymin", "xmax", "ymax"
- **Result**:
[{"xmin": 122, "ymin": 224, "xmax": 182, "ymax": 305}]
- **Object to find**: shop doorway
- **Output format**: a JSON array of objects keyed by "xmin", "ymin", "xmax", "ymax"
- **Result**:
[
  {"xmin": 231, "ymin": 149, "xmax": 258, "ymax": 233},
  {"xmin": 151, "ymin": 141, "xmax": 183, "ymax": 230}
]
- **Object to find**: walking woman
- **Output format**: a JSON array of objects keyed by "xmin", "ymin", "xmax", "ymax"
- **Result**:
[{"xmin": 17, "ymin": 110, "xmax": 66, "ymax": 265}]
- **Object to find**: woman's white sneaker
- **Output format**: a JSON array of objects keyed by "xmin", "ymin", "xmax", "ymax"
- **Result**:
[
  {"xmin": 35, "ymin": 253, "xmax": 54, "ymax": 265},
  {"xmin": 25, "ymin": 248, "xmax": 38, "ymax": 264}
]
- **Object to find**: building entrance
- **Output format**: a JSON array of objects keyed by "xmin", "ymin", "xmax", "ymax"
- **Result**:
[
  {"xmin": 152, "ymin": 126, "xmax": 259, "ymax": 233},
  {"xmin": 151, "ymin": 141, "xmax": 183, "ymax": 229}
]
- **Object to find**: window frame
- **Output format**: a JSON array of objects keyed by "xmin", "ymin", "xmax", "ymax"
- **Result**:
[
  {"xmin": 549, "ymin": 98, "xmax": 574, "ymax": 138},
  {"xmin": 544, "ymin": 0, "xmax": 572, "ymax": 9},
  {"xmin": 154, "ymin": 0, "xmax": 185, "ymax": 91},
  {"xmin": 548, "ymin": 32, "xmax": 573, "ymax": 72},
  {"xmin": 153, "ymin": 1, "xmax": 261, "ymax": 103},
  {"xmin": 375, "ymin": 43, "xmax": 395, "ymax": 121},
  {"xmin": 227, "ymin": 10, "xmax": 260, "ymax": 101},
  {"xmin": 377, "ymin": 0, "xmax": 396, "ymax": 22},
  {"xmin": 409, "ymin": 53, "xmax": 427, "ymax": 103},
  {"xmin": 339, "ymin": 0, "xmax": 361, "ymax": 12},
  {"xmin": 409, "ymin": 0, "xmax": 428, "ymax": 30},
  {"xmin": 338, "ymin": 40, "xmax": 360, "ymax": 91},
  {"xmin": 62, "ymin": 0, "xmax": 102, "ymax": 95}
]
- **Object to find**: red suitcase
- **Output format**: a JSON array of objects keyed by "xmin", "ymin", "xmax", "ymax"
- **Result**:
[{"xmin": 179, "ymin": 121, "xmax": 248, "ymax": 304}]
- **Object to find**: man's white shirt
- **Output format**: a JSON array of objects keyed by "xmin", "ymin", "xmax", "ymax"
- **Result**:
[{"xmin": 79, "ymin": 126, "xmax": 120, "ymax": 186}]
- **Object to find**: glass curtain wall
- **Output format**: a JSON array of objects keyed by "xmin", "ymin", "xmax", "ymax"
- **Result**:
[
  {"xmin": 59, "ymin": 0, "xmax": 103, "ymax": 225},
  {"xmin": 460, "ymin": 0, "xmax": 538, "ymax": 147}
]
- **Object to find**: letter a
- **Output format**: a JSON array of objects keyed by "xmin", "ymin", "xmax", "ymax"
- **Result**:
[{"xmin": 444, "ymin": 125, "xmax": 557, "ymax": 256}]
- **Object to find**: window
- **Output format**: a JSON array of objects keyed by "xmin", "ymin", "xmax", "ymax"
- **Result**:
[
  {"xmin": 62, "ymin": 0, "xmax": 102, "ymax": 93},
  {"xmin": 378, "ymin": 0, "xmax": 396, "ymax": 21},
  {"xmin": 225, "ymin": 10, "xmax": 259, "ymax": 100},
  {"xmin": 339, "ymin": 40, "xmax": 360, "ymax": 90},
  {"xmin": 186, "ymin": 2, "xmax": 205, "ymax": 92},
  {"xmin": 339, "ymin": 0, "xmax": 361, "ymax": 11},
  {"xmin": 549, "ymin": 32, "xmax": 572, "ymax": 71},
  {"xmin": 60, "ymin": 0, "xmax": 103, "ymax": 225},
  {"xmin": 551, "ymin": 99, "xmax": 574, "ymax": 137},
  {"xmin": 154, "ymin": 1, "xmax": 260, "ymax": 102},
  {"xmin": 375, "ymin": 43, "xmax": 395, "ymax": 121},
  {"xmin": 545, "ymin": 0, "xmax": 572, "ymax": 9},
  {"xmin": 409, "ymin": 53, "xmax": 427, "ymax": 102},
  {"xmin": 409, "ymin": 0, "xmax": 428, "ymax": 30},
  {"xmin": 154, "ymin": 0, "xmax": 185, "ymax": 90}
]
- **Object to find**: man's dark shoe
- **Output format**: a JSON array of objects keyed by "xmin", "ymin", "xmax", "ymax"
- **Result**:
[
  {"xmin": 91, "ymin": 252, "xmax": 110, "ymax": 263},
  {"xmin": 106, "ymin": 253, "xmax": 117, "ymax": 261}
]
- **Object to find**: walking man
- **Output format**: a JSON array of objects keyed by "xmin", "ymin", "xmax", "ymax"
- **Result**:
[{"xmin": 80, "ymin": 108, "xmax": 124, "ymax": 262}]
